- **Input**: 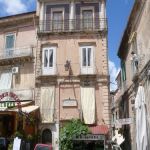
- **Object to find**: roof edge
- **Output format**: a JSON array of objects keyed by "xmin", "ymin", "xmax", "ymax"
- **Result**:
[
  {"xmin": 117, "ymin": 0, "xmax": 139, "ymax": 59},
  {"xmin": 0, "ymin": 11, "xmax": 36, "ymax": 21}
]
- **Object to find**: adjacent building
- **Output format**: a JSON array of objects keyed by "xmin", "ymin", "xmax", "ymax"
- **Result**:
[
  {"xmin": 114, "ymin": 0, "xmax": 150, "ymax": 149},
  {"xmin": 0, "ymin": 12, "xmax": 38, "ymax": 137}
]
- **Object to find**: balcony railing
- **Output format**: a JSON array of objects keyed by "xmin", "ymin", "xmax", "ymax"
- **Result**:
[
  {"xmin": 0, "ymin": 47, "xmax": 33, "ymax": 61},
  {"xmin": 38, "ymin": 18, "xmax": 107, "ymax": 33}
]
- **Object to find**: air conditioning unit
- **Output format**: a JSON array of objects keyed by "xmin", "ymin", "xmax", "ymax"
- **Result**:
[{"xmin": 12, "ymin": 67, "xmax": 19, "ymax": 74}]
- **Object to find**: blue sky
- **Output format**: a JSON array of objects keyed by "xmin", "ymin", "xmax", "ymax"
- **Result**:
[
  {"xmin": 107, "ymin": 0, "xmax": 135, "ymax": 90},
  {"xmin": 0, "ymin": 0, "xmax": 134, "ymax": 90}
]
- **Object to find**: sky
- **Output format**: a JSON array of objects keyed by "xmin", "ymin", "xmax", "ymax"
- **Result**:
[{"xmin": 0, "ymin": 0, "xmax": 135, "ymax": 91}]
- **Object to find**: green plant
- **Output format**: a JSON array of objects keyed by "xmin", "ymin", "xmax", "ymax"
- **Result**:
[
  {"xmin": 14, "ymin": 131, "xmax": 24, "ymax": 139},
  {"xmin": 8, "ymin": 142, "xmax": 13, "ymax": 150},
  {"xmin": 27, "ymin": 134, "xmax": 33, "ymax": 141},
  {"xmin": 60, "ymin": 119, "xmax": 89, "ymax": 150}
]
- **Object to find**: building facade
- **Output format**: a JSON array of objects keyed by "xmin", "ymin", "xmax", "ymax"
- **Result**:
[
  {"xmin": 35, "ymin": 0, "xmax": 110, "ymax": 149},
  {"xmin": 0, "ymin": 0, "xmax": 110, "ymax": 149},
  {"xmin": 114, "ymin": 0, "xmax": 150, "ymax": 149},
  {"xmin": 0, "ymin": 12, "xmax": 38, "ymax": 137}
]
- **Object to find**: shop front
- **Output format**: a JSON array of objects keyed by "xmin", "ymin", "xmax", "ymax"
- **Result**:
[
  {"xmin": 72, "ymin": 125, "xmax": 109, "ymax": 150},
  {"xmin": 0, "ymin": 90, "xmax": 39, "ymax": 138}
]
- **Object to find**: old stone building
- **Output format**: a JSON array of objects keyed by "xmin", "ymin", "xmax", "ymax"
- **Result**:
[
  {"xmin": 0, "ymin": 0, "xmax": 110, "ymax": 149},
  {"xmin": 0, "ymin": 12, "xmax": 38, "ymax": 137},
  {"xmin": 114, "ymin": 0, "xmax": 150, "ymax": 149},
  {"xmin": 35, "ymin": 0, "xmax": 110, "ymax": 149}
]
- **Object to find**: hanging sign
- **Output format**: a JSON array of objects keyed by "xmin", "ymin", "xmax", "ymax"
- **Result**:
[{"xmin": 115, "ymin": 118, "xmax": 133, "ymax": 126}]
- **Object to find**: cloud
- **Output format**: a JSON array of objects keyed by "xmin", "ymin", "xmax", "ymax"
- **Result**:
[
  {"xmin": 0, "ymin": 0, "xmax": 27, "ymax": 15},
  {"xmin": 109, "ymin": 60, "xmax": 120, "ymax": 91}
]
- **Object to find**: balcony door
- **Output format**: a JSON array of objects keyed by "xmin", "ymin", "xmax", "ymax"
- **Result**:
[
  {"xmin": 42, "ymin": 47, "xmax": 56, "ymax": 75},
  {"xmin": 52, "ymin": 11, "xmax": 63, "ymax": 31},
  {"xmin": 82, "ymin": 10, "xmax": 93, "ymax": 30},
  {"xmin": 80, "ymin": 46, "xmax": 94, "ymax": 74},
  {"xmin": 5, "ymin": 34, "xmax": 15, "ymax": 57}
]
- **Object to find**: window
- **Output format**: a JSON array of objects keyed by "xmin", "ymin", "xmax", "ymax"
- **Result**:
[
  {"xmin": 0, "ymin": 70, "xmax": 12, "ymax": 90},
  {"xmin": 121, "ymin": 61, "xmax": 126, "ymax": 81},
  {"xmin": 5, "ymin": 34, "xmax": 15, "ymax": 57},
  {"xmin": 52, "ymin": 11, "xmax": 63, "ymax": 31},
  {"xmin": 82, "ymin": 10, "xmax": 93, "ymax": 29},
  {"xmin": 42, "ymin": 47, "xmax": 56, "ymax": 75},
  {"xmin": 80, "ymin": 46, "xmax": 94, "ymax": 74}
]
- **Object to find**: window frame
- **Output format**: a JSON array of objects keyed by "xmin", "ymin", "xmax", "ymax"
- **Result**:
[
  {"xmin": 51, "ymin": 8, "xmax": 64, "ymax": 31},
  {"xmin": 80, "ymin": 7, "xmax": 95, "ymax": 30},
  {"xmin": 121, "ymin": 61, "xmax": 126, "ymax": 81},
  {"xmin": 42, "ymin": 46, "xmax": 56, "ymax": 75},
  {"xmin": 80, "ymin": 45, "xmax": 95, "ymax": 74},
  {"xmin": 5, "ymin": 33, "xmax": 16, "ymax": 49}
]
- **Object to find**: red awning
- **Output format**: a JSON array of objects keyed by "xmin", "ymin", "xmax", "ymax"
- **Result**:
[{"xmin": 89, "ymin": 125, "xmax": 109, "ymax": 135}]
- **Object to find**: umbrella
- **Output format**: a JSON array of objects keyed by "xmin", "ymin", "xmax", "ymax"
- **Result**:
[{"xmin": 135, "ymin": 86, "xmax": 148, "ymax": 150}]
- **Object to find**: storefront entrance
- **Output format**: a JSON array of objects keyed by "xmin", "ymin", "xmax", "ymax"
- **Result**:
[{"xmin": 0, "ymin": 114, "xmax": 15, "ymax": 137}]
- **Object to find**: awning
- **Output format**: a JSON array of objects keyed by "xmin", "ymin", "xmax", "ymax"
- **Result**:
[
  {"xmin": 13, "ymin": 105, "xmax": 39, "ymax": 113},
  {"xmin": 89, "ymin": 125, "xmax": 109, "ymax": 135},
  {"xmin": 0, "ymin": 101, "xmax": 32, "ymax": 112}
]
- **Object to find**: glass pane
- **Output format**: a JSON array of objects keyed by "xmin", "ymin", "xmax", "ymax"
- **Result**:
[
  {"xmin": 121, "ymin": 62, "xmax": 126, "ymax": 81},
  {"xmin": 44, "ymin": 50, "xmax": 48, "ymax": 67},
  {"xmin": 52, "ymin": 11, "xmax": 63, "ymax": 30},
  {"xmin": 5, "ymin": 35, "xmax": 15, "ymax": 49},
  {"xmin": 82, "ymin": 48, "xmax": 86, "ymax": 66},
  {"xmin": 87, "ymin": 48, "xmax": 91, "ymax": 66},
  {"xmin": 49, "ymin": 49, "xmax": 53, "ymax": 67},
  {"xmin": 82, "ymin": 10, "xmax": 93, "ymax": 29}
]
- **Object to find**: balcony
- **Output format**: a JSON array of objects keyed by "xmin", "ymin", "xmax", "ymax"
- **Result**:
[
  {"xmin": 38, "ymin": 18, "xmax": 107, "ymax": 34},
  {"xmin": 0, "ymin": 47, "xmax": 33, "ymax": 65}
]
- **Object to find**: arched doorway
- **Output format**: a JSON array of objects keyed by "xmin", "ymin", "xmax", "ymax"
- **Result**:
[{"xmin": 42, "ymin": 129, "xmax": 52, "ymax": 144}]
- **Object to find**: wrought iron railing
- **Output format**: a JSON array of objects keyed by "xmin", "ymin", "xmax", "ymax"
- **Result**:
[
  {"xmin": 38, "ymin": 18, "xmax": 107, "ymax": 33},
  {"xmin": 0, "ymin": 47, "xmax": 33, "ymax": 60}
]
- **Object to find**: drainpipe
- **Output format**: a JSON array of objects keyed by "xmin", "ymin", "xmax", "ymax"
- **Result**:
[{"xmin": 58, "ymin": 80, "xmax": 63, "ymax": 150}]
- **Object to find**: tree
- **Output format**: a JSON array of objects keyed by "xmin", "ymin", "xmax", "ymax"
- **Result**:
[{"xmin": 60, "ymin": 119, "xmax": 89, "ymax": 150}]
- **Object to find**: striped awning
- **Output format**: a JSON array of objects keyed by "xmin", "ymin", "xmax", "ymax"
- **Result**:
[{"xmin": 89, "ymin": 125, "xmax": 109, "ymax": 135}]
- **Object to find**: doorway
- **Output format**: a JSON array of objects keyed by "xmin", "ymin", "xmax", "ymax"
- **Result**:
[
  {"xmin": 42, "ymin": 129, "xmax": 52, "ymax": 144},
  {"xmin": 0, "ymin": 114, "xmax": 14, "ymax": 137}
]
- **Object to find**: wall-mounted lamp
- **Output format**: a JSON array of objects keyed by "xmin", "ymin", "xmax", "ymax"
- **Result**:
[
  {"xmin": 64, "ymin": 60, "xmax": 71, "ymax": 71},
  {"xmin": 131, "ymin": 51, "xmax": 139, "ymax": 70}
]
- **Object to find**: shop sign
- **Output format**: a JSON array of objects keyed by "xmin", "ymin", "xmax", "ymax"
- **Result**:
[
  {"xmin": 73, "ymin": 134, "xmax": 105, "ymax": 141},
  {"xmin": 0, "ymin": 92, "xmax": 21, "ymax": 108},
  {"xmin": 115, "ymin": 118, "xmax": 133, "ymax": 126},
  {"xmin": 0, "ymin": 101, "xmax": 15, "ymax": 108},
  {"xmin": 0, "ymin": 92, "xmax": 20, "ymax": 101},
  {"xmin": 63, "ymin": 99, "xmax": 77, "ymax": 107}
]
